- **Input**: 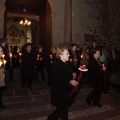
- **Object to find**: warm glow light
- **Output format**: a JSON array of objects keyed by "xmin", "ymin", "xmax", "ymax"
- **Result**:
[
  {"xmin": 2, "ymin": 54, "xmax": 5, "ymax": 59},
  {"xmin": 10, "ymin": 53, "xmax": 12, "ymax": 58},
  {"xmin": 0, "ymin": 61, "xmax": 2, "ymax": 67},
  {"xmin": 20, "ymin": 18, "xmax": 31, "ymax": 26},
  {"xmin": 20, "ymin": 9, "xmax": 31, "ymax": 26},
  {"xmin": 3, "ymin": 60, "xmax": 7, "ymax": 65}
]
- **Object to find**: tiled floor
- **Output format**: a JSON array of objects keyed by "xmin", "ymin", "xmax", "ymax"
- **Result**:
[{"xmin": 0, "ymin": 69, "xmax": 120, "ymax": 120}]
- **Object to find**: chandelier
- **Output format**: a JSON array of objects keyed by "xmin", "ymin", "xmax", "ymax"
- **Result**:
[{"xmin": 20, "ymin": 9, "xmax": 31, "ymax": 26}]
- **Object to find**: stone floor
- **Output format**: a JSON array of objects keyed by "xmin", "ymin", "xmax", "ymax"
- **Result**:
[{"xmin": 0, "ymin": 69, "xmax": 120, "ymax": 120}]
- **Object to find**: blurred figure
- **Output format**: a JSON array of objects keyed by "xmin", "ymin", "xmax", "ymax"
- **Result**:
[
  {"xmin": 86, "ymin": 48, "xmax": 106, "ymax": 107},
  {"xmin": 47, "ymin": 46, "xmax": 78, "ymax": 120},
  {"xmin": 0, "ymin": 45, "xmax": 6, "ymax": 109},
  {"xmin": 5, "ymin": 38, "xmax": 13, "ymax": 83},
  {"xmin": 21, "ymin": 43, "xmax": 36, "ymax": 90},
  {"xmin": 12, "ymin": 45, "xmax": 20, "ymax": 68},
  {"xmin": 69, "ymin": 43, "xmax": 80, "ymax": 75},
  {"xmin": 46, "ymin": 46, "xmax": 57, "ymax": 86},
  {"xmin": 35, "ymin": 45, "xmax": 46, "ymax": 81},
  {"xmin": 108, "ymin": 45, "xmax": 119, "ymax": 75}
]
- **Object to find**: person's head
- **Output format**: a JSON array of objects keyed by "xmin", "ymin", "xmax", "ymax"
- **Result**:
[
  {"xmin": 83, "ymin": 43, "xmax": 87, "ymax": 49},
  {"xmin": 71, "ymin": 43, "xmax": 77, "ymax": 51},
  {"xmin": 25, "ymin": 43, "xmax": 32, "ymax": 53},
  {"xmin": 6, "ymin": 38, "xmax": 12, "ymax": 45},
  {"xmin": 0, "ymin": 38, "xmax": 6, "ymax": 46},
  {"xmin": 51, "ymin": 46, "xmax": 57, "ymax": 54},
  {"xmin": 92, "ymin": 40, "xmax": 97, "ymax": 48},
  {"xmin": 56, "ymin": 46, "xmax": 70, "ymax": 62},
  {"xmin": 0, "ymin": 46, "xmax": 3, "ymax": 57},
  {"xmin": 91, "ymin": 48, "xmax": 101, "ymax": 60},
  {"xmin": 38, "ymin": 45, "xmax": 43, "ymax": 52},
  {"xmin": 13, "ymin": 45, "xmax": 18, "ymax": 52}
]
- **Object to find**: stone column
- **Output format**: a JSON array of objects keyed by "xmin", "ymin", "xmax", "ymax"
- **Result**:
[
  {"xmin": 0, "ymin": 0, "xmax": 6, "ymax": 38},
  {"xmin": 64, "ymin": 0, "xmax": 72, "ymax": 45}
]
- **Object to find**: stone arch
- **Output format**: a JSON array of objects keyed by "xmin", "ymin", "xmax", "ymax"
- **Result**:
[
  {"xmin": 47, "ymin": 0, "xmax": 53, "ymax": 13},
  {"xmin": 45, "ymin": 0, "xmax": 53, "ymax": 53}
]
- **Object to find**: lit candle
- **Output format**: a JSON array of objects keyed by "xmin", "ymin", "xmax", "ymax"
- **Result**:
[
  {"xmin": 69, "ymin": 59, "xmax": 73, "ymax": 62},
  {"xmin": 81, "ymin": 55, "xmax": 83, "ymax": 59},
  {"xmin": 0, "ymin": 61, "xmax": 2, "ymax": 67},
  {"xmin": 83, "ymin": 65, "xmax": 86, "ymax": 69},
  {"xmin": 37, "ymin": 55, "xmax": 39, "ymax": 60},
  {"xmin": 50, "ymin": 54, "xmax": 52, "ymax": 59},
  {"xmin": 10, "ymin": 53, "xmax": 12, "ymax": 58},
  {"xmin": 19, "ymin": 52, "xmax": 22, "ymax": 59},
  {"xmin": 102, "ymin": 64, "xmax": 104, "ymax": 67},
  {"xmin": 3, "ymin": 60, "xmax": 7, "ymax": 65},
  {"xmin": 102, "ymin": 64, "xmax": 106, "ymax": 71},
  {"xmin": 2, "ymin": 54, "xmax": 5, "ymax": 59}
]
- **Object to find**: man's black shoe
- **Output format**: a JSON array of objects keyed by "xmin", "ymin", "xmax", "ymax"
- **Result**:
[
  {"xmin": 93, "ymin": 104, "xmax": 102, "ymax": 107},
  {"xmin": 86, "ymin": 98, "xmax": 92, "ymax": 106},
  {"xmin": 0, "ymin": 104, "xmax": 6, "ymax": 109}
]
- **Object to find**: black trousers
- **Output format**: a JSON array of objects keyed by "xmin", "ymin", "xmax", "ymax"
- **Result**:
[
  {"xmin": 47, "ymin": 103, "xmax": 68, "ymax": 120},
  {"xmin": 36, "ymin": 67, "xmax": 46, "ymax": 81},
  {"xmin": 87, "ymin": 85, "xmax": 102, "ymax": 105},
  {"xmin": 22, "ymin": 77, "xmax": 32, "ymax": 88},
  {"xmin": 0, "ymin": 87, "xmax": 6, "ymax": 105}
]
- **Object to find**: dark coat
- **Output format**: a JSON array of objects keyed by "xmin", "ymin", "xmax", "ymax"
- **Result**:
[
  {"xmin": 21, "ymin": 49, "xmax": 36, "ymax": 79},
  {"xmin": 51, "ymin": 59, "xmax": 73, "ymax": 106},
  {"xmin": 68, "ymin": 50, "xmax": 80, "ymax": 72},
  {"xmin": 87, "ymin": 57, "xmax": 105, "ymax": 87}
]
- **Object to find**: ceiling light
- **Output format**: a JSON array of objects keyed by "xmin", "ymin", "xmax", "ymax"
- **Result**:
[{"xmin": 20, "ymin": 9, "xmax": 31, "ymax": 26}]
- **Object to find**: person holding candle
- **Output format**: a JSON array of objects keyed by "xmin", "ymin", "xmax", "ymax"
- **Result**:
[
  {"xmin": 86, "ymin": 48, "xmax": 106, "ymax": 107},
  {"xmin": 0, "ymin": 46, "xmax": 7, "ymax": 109},
  {"xmin": 47, "ymin": 46, "xmax": 78, "ymax": 120},
  {"xmin": 69, "ymin": 43, "xmax": 80, "ymax": 75},
  {"xmin": 35, "ymin": 45, "xmax": 46, "ymax": 81},
  {"xmin": 12, "ymin": 45, "xmax": 20, "ymax": 68},
  {"xmin": 5, "ymin": 38, "xmax": 13, "ymax": 83},
  {"xmin": 46, "ymin": 46, "xmax": 57, "ymax": 86}
]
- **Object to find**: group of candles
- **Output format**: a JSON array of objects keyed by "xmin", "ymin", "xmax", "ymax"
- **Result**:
[
  {"xmin": 0, "ymin": 52, "xmax": 22, "ymax": 68},
  {"xmin": 0, "ymin": 54, "xmax": 7, "ymax": 68}
]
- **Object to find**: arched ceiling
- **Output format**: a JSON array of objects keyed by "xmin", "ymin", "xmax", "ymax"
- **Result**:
[
  {"xmin": 5, "ymin": 0, "xmax": 47, "ymax": 16},
  {"xmin": 5, "ymin": 0, "xmax": 47, "ymax": 22}
]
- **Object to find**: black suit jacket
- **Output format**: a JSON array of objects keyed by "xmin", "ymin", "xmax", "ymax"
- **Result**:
[{"xmin": 51, "ymin": 59, "xmax": 73, "ymax": 106}]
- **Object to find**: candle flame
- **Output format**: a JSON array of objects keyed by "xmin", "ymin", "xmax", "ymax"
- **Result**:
[
  {"xmin": 3, "ymin": 60, "xmax": 7, "ymax": 65},
  {"xmin": 2, "ymin": 54, "xmax": 5, "ymax": 58},
  {"xmin": 10, "ymin": 53, "xmax": 12, "ymax": 58},
  {"xmin": 19, "ymin": 53, "xmax": 22, "ymax": 56},
  {"xmin": 0, "ymin": 61, "xmax": 2, "ymax": 67},
  {"xmin": 102, "ymin": 64, "xmax": 104, "ymax": 67}
]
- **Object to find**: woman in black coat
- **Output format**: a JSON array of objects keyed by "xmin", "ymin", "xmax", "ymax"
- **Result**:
[
  {"xmin": 21, "ymin": 43, "xmax": 36, "ymax": 90},
  {"xmin": 47, "ymin": 46, "xmax": 78, "ymax": 120},
  {"xmin": 86, "ymin": 48, "xmax": 106, "ymax": 107}
]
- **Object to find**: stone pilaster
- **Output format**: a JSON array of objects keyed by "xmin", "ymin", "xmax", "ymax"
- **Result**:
[
  {"xmin": 0, "ymin": 0, "xmax": 6, "ymax": 38},
  {"xmin": 64, "ymin": 0, "xmax": 72, "ymax": 45}
]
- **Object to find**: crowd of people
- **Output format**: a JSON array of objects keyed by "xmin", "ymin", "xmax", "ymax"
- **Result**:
[{"xmin": 0, "ymin": 38, "xmax": 120, "ymax": 119}]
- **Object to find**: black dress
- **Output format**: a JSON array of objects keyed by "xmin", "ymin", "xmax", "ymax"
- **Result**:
[{"xmin": 48, "ymin": 59, "xmax": 73, "ymax": 120}]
